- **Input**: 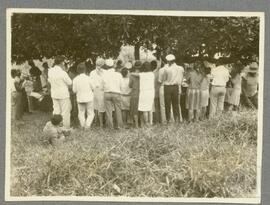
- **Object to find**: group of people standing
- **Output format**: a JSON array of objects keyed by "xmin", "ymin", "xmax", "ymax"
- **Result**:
[{"xmin": 11, "ymin": 54, "xmax": 259, "ymax": 134}]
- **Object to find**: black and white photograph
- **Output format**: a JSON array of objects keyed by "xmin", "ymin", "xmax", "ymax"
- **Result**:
[{"xmin": 5, "ymin": 9, "xmax": 264, "ymax": 203}]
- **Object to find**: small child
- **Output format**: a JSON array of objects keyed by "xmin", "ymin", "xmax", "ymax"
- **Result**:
[{"xmin": 43, "ymin": 114, "xmax": 70, "ymax": 146}]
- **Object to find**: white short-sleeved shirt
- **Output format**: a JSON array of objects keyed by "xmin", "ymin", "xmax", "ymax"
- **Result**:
[
  {"xmin": 211, "ymin": 65, "xmax": 230, "ymax": 87},
  {"xmin": 48, "ymin": 65, "xmax": 72, "ymax": 99},
  {"xmin": 102, "ymin": 69, "xmax": 123, "ymax": 93},
  {"xmin": 73, "ymin": 73, "xmax": 94, "ymax": 103}
]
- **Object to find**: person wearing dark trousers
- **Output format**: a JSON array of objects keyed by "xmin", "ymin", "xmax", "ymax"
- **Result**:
[{"xmin": 162, "ymin": 54, "xmax": 184, "ymax": 123}]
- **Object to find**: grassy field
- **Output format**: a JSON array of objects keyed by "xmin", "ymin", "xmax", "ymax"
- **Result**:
[{"xmin": 10, "ymin": 109, "xmax": 257, "ymax": 198}]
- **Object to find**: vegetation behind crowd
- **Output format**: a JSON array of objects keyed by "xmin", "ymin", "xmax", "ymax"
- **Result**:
[
  {"xmin": 10, "ymin": 109, "xmax": 257, "ymax": 197},
  {"xmin": 12, "ymin": 14, "xmax": 259, "ymax": 64}
]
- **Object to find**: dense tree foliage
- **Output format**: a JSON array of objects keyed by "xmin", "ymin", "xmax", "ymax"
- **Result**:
[{"xmin": 11, "ymin": 13, "xmax": 260, "ymax": 64}]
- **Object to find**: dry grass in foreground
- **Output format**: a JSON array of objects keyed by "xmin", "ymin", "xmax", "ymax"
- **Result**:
[{"xmin": 10, "ymin": 109, "xmax": 257, "ymax": 198}]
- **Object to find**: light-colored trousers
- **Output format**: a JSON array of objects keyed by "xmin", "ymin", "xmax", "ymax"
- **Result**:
[
  {"xmin": 209, "ymin": 86, "xmax": 226, "ymax": 118},
  {"xmin": 159, "ymin": 85, "xmax": 167, "ymax": 124},
  {"xmin": 104, "ymin": 92, "xmax": 123, "ymax": 129},
  {"xmin": 52, "ymin": 98, "xmax": 71, "ymax": 128},
  {"xmin": 77, "ymin": 101, "xmax": 94, "ymax": 128}
]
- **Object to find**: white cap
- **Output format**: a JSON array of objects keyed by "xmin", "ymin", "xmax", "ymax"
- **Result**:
[
  {"xmin": 124, "ymin": 62, "xmax": 133, "ymax": 69},
  {"xmin": 165, "ymin": 54, "xmax": 175, "ymax": 61},
  {"xmin": 105, "ymin": 59, "xmax": 114, "ymax": 68}
]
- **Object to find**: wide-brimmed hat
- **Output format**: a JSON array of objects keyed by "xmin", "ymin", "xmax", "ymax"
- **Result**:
[
  {"xmin": 96, "ymin": 58, "xmax": 105, "ymax": 68},
  {"xmin": 165, "ymin": 54, "xmax": 175, "ymax": 62},
  {"xmin": 124, "ymin": 62, "xmax": 133, "ymax": 70},
  {"xmin": 247, "ymin": 62, "xmax": 259, "ymax": 73},
  {"xmin": 133, "ymin": 60, "xmax": 142, "ymax": 69}
]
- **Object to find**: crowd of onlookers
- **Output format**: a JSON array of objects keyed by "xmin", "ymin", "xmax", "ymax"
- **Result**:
[{"xmin": 11, "ymin": 54, "xmax": 259, "ymax": 145}]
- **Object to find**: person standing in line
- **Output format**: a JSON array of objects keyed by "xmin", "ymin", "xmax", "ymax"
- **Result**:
[
  {"xmin": 129, "ymin": 61, "xmax": 142, "ymax": 128},
  {"xmin": 120, "ymin": 67, "xmax": 131, "ymax": 126},
  {"xmin": 241, "ymin": 62, "xmax": 259, "ymax": 109},
  {"xmin": 200, "ymin": 65, "xmax": 211, "ymax": 120},
  {"xmin": 90, "ymin": 58, "xmax": 106, "ymax": 128},
  {"xmin": 209, "ymin": 60, "xmax": 230, "ymax": 118},
  {"xmin": 151, "ymin": 60, "xmax": 161, "ymax": 124},
  {"xmin": 102, "ymin": 59, "xmax": 123, "ymax": 129},
  {"xmin": 185, "ymin": 61, "xmax": 203, "ymax": 122},
  {"xmin": 161, "ymin": 54, "xmax": 184, "ymax": 123},
  {"xmin": 48, "ymin": 55, "xmax": 72, "ymax": 128},
  {"xmin": 72, "ymin": 62, "xmax": 95, "ymax": 129},
  {"xmin": 227, "ymin": 62, "xmax": 243, "ymax": 111},
  {"xmin": 11, "ymin": 69, "xmax": 23, "ymax": 120},
  {"xmin": 158, "ymin": 62, "xmax": 167, "ymax": 124},
  {"xmin": 22, "ymin": 75, "xmax": 34, "ymax": 113},
  {"xmin": 131, "ymin": 62, "xmax": 155, "ymax": 126}
]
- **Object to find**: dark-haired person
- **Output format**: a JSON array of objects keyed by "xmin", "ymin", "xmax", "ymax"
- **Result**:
[
  {"xmin": 48, "ymin": 55, "xmax": 72, "ymax": 128},
  {"xmin": 129, "ymin": 61, "xmax": 142, "ymax": 128},
  {"xmin": 200, "ymin": 65, "xmax": 211, "ymax": 120},
  {"xmin": 227, "ymin": 63, "xmax": 243, "ymax": 111},
  {"xmin": 11, "ymin": 69, "xmax": 22, "ymax": 120},
  {"xmin": 43, "ymin": 114, "xmax": 71, "ymax": 146},
  {"xmin": 185, "ymin": 61, "xmax": 203, "ymax": 122},
  {"xmin": 120, "ymin": 67, "xmax": 131, "ymax": 126},
  {"xmin": 151, "ymin": 60, "xmax": 162, "ymax": 124},
  {"xmin": 72, "ymin": 62, "xmax": 95, "ymax": 129},
  {"xmin": 209, "ymin": 61, "xmax": 230, "ymax": 118},
  {"xmin": 132, "ymin": 61, "xmax": 155, "ymax": 126},
  {"xmin": 242, "ymin": 62, "xmax": 259, "ymax": 109}
]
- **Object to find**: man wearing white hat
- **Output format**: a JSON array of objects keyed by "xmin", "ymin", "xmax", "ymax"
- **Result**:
[
  {"xmin": 102, "ymin": 59, "xmax": 123, "ymax": 129},
  {"xmin": 90, "ymin": 58, "xmax": 106, "ymax": 127},
  {"xmin": 161, "ymin": 54, "xmax": 184, "ymax": 123}
]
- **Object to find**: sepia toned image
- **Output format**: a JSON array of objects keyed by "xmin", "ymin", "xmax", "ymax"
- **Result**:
[{"xmin": 6, "ymin": 9, "xmax": 264, "ymax": 203}]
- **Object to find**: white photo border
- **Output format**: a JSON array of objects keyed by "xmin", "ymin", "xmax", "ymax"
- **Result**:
[{"xmin": 5, "ymin": 8, "xmax": 265, "ymax": 204}]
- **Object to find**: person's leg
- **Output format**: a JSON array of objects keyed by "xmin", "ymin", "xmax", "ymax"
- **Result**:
[
  {"xmin": 216, "ymin": 87, "xmax": 226, "ymax": 116},
  {"xmin": 164, "ymin": 85, "xmax": 172, "ymax": 123},
  {"xmin": 142, "ymin": 112, "xmax": 149, "ymax": 126},
  {"xmin": 122, "ymin": 110, "xmax": 127, "ymax": 125},
  {"xmin": 104, "ymin": 93, "xmax": 114, "ymax": 129},
  {"xmin": 85, "ymin": 101, "xmax": 95, "ymax": 128},
  {"xmin": 209, "ymin": 87, "xmax": 218, "ymax": 118},
  {"xmin": 159, "ymin": 85, "xmax": 166, "ymax": 124},
  {"xmin": 77, "ymin": 103, "xmax": 86, "ymax": 128},
  {"xmin": 178, "ymin": 94, "xmax": 183, "ymax": 122},
  {"xmin": 154, "ymin": 98, "xmax": 161, "ymax": 123},
  {"xmin": 133, "ymin": 114, "xmax": 139, "ymax": 128},
  {"xmin": 98, "ymin": 112, "xmax": 105, "ymax": 128},
  {"xmin": 60, "ymin": 98, "xmax": 71, "ymax": 128},
  {"xmin": 149, "ymin": 111, "xmax": 153, "ymax": 125},
  {"xmin": 52, "ymin": 98, "xmax": 61, "ymax": 115},
  {"xmin": 113, "ymin": 93, "xmax": 123, "ymax": 128},
  {"xmin": 171, "ymin": 86, "xmax": 180, "ymax": 122},
  {"xmin": 194, "ymin": 109, "xmax": 199, "ymax": 121},
  {"xmin": 188, "ymin": 110, "xmax": 194, "ymax": 122}
]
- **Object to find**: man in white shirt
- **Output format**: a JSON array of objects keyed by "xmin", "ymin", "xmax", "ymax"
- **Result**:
[
  {"xmin": 73, "ymin": 62, "xmax": 95, "ymax": 129},
  {"xmin": 209, "ymin": 62, "xmax": 230, "ymax": 118},
  {"xmin": 160, "ymin": 54, "xmax": 184, "ymax": 123},
  {"xmin": 48, "ymin": 55, "xmax": 72, "ymax": 128},
  {"xmin": 102, "ymin": 59, "xmax": 123, "ymax": 129}
]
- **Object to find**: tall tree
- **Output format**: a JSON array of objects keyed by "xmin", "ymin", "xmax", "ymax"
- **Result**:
[{"xmin": 11, "ymin": 13, "xmax": 259, "ymax": 64}]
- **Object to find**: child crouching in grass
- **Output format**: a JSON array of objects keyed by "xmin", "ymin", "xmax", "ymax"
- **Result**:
[{"xmin": 43, "ymin": 114, "xmax": 71, "ymax": 146}]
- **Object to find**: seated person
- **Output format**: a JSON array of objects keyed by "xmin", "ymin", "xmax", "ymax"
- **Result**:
[{"xmin": 43, "ymin": 114, "xmax": 71, "ymax": 146}]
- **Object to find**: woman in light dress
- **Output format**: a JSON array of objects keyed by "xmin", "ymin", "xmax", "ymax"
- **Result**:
[{"xmin": 131, "ymin": 61, "xmax": 155, "ymax": 126}]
